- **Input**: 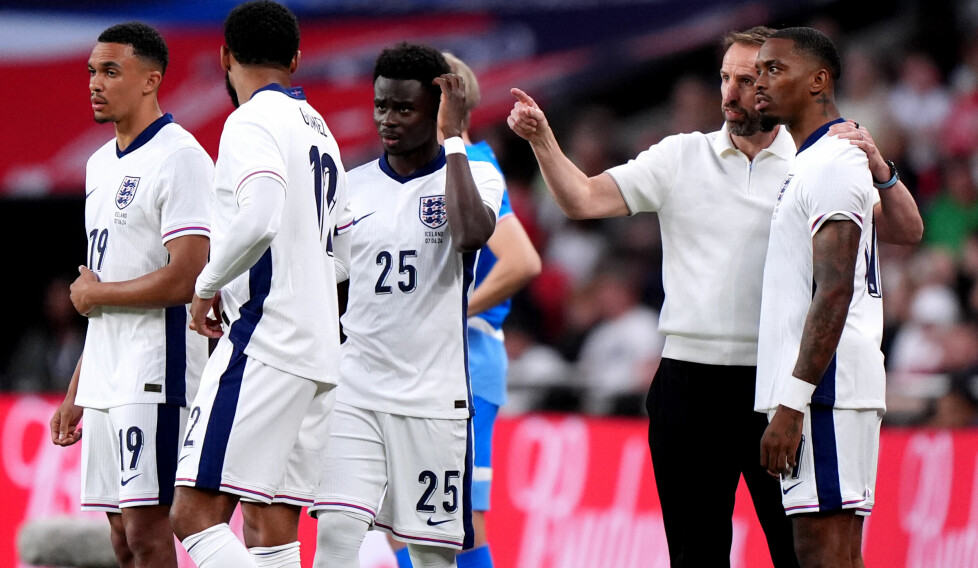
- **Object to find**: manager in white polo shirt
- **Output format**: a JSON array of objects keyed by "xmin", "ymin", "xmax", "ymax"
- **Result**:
[{"xmin": 507, "ymin": 26, "xmax": 922, "ymax": 567}]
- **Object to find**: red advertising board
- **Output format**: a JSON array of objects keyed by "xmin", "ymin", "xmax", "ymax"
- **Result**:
[{"xmin": 3, "ymin": 394, "xmax": 977, "ymax": 567}]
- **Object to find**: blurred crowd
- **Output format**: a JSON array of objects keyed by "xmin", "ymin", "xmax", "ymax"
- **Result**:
[{"xmin": 5, "ymin": 9, "xmax": 978, "ymax": 427}]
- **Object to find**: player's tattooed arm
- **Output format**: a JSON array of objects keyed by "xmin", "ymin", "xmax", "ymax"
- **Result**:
[
  {"xmin": 436, "ymin": 73, "xmax": 495, "ymax": 252},
  {"xmin": 792, "ymin": 219, "xmax": 861, "ymax": 384},
  {"xmin": 760, "ymin": 219, "xmax": 860, "ymax": 477}
]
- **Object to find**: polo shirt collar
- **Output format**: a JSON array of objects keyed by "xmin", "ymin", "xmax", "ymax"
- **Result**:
[
  {"xmin": 712, "ymin": 122, "xmax": 794, "ymax": 161},
  {"xmin": 712, "ymin": 122, "xmax": 739, "ymax": 157},
  {"xmin": 767, "ymin": 125, "xmax": 797, "ymax": 160}
]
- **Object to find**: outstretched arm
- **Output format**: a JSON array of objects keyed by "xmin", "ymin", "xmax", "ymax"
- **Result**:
[
  {"xmin": 760, "ymin": 219, "xmax": 861, "ymax": 477},
  {"xmin": 830, "ymin": 121, "xmax": 923, "ymax": 244},
  {"xmin": 507, "ymin": 88, "xmax": 628, "ymax": 219},
  {"xmin": 467, "ymin": 215, "xmax": 541, "ymax": 317}
]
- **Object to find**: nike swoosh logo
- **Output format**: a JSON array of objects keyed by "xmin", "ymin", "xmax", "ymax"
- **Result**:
[
  {"xmin": 178, "ymin": 455, "xmax": 190, "ymax": 464},
  {"xmin": 352, "ymin": 212, "xmax": 376, "ymax": 226},
  {"xmin": 782, "ymin": 481, "xmax": 803, "ymax": 495},
  {"xmin": 121, "ymin": 473, "xmax": 142, "ymax": 486},
  {"xmin": 426, "ymin": 517, "xmax": 453, "ymax": 526},
  {"xmin": 86, "ymin": 187, "xmax": 98, "ymax": 197}
]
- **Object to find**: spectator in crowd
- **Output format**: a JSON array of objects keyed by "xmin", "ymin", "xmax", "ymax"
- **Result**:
[
  {"xmin": 889, "ymin": 51, "xmax": 951, "ymax": 193},
  {"xmin": 3, "ymin": 277, "xmax": 84, "ymax": 392},
  {"xmin": 924, "ymin": 157, "xmax": 978, "ymax": 255},
  {"xmin": 889, "ymin": 284, "xmax": 961, "ymax": 373},
  {"xmin": 837, "ymin": 47, "xmax": 902, "ymax": 161},
  {"xmin": 926, "ymin": 373, "xmax": 978, "ymax": 427},
  {"xmin": 576, "ymin": 265, "xmax": 663, "ymax": 415}
]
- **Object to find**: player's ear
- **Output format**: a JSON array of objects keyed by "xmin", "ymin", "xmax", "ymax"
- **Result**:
[
  {"xmin": 809, "ymin": 67, "xmax": 829, "ymax": 96},
  {"xmin": 220, "ymin": 45, "xmax": 232, "ymax": 72},
  {"xmin": 290, "ymin": 50, "xmax": 300, "ymax": 74},
  {"xmin": 144, "ymin": 69, "xmax": 163, "ymax": 94}
]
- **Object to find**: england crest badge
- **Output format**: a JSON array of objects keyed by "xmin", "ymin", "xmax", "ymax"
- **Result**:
[
  {"xmin": 419, "ymin": 195, "xmax": 447, "ymax": 229},
  {"xmin": 116, "ymin": 176, "xmax": 140, "ymax": 209}
]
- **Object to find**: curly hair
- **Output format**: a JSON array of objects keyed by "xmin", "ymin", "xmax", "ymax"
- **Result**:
[
  {"xmin": 224, "ymin": 0, "xmax": 299, "ymax": 68},
  {"xmin": 373, "ymin": 43, "xmax": 450, "ymax": 102},
  {"xmin": 97, "ymin": 22, "xmax": 168, "ymax": 75}
]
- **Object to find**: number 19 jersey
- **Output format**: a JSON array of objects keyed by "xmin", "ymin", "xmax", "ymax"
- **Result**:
[
  {"xmin": 211, "ymin": 85, "xmax": 347, "ymax": 383},
  {"xmin": 77, "ymin": 115, "xmax": 212, "ymax": 409},
  {"xmin": 337, "ymin": 150, "xmax": 504, "ymax": 419}
]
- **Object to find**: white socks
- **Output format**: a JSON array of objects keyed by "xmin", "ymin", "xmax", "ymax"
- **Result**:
[
  {"xmin": 408, "ymin": 544, "xmax": 457, "ymax": 568},
  {"xmin": 312, "ymin": 511, "xmax": 369, "ymax": 568},
  {"xmin": 250, "ymin": 541, "xmax": 301, "ymax": 567},
  {"xmin": 183, "ymin": 523, "xmax": 257, "ymax": 568}
]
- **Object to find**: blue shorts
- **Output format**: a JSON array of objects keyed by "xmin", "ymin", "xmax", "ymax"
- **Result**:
[{"xmin": 471, "ymin": 395, "xmax": 498, "ymax": 511}]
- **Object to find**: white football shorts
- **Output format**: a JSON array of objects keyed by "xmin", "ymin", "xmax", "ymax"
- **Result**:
[
  {"xmin": 175, "ymin": 338, "xmax": 333, "ymax": 504},
  {"xmin": 310, "ymin": 401, "xmax": 473, "ymax": 550},
  {"xmin": 81, "ymin": 403, "xmax": 187, "ymax": 512},
  {"xmin": 771, "ymin": 406, "xmax": 882, "ymax": 516}
]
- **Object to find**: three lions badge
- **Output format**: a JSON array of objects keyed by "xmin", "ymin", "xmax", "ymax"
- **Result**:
[{"xmin": 116, "ymin": 176, "xmax": 140, "ymax": 209}]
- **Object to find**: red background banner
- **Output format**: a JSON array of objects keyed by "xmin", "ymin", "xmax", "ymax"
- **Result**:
[{"xmin": 2, "ymin": 395, "xmax": 975, "ymax": 567}]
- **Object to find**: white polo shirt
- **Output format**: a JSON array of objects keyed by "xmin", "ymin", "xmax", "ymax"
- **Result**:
[{"xmin": 606, "ymin": 123, "xmax": 796, "ymax": 366}]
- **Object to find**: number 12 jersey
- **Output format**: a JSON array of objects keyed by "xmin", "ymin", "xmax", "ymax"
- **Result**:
[{"xmin": 210, "ymin": 84, "xmax": 347, "ymax": 384}]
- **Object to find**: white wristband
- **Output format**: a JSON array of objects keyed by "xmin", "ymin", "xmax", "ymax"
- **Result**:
[
  {"xmin": 443, "ymin": 136, "xmax": 466, "ymax": 156},
  {"xmin": 779, "ymin": 376, "xmax": 817, "ymax": 412}
]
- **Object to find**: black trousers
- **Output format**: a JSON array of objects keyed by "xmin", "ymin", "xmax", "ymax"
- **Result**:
[{"xmin": 647, "ymin": 358, "xmax": 800, "ymax": 568}]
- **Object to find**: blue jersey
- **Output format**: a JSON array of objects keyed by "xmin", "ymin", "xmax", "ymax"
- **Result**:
[
  {"xmin": 465, "ymin": 141, "xmax": 515, "ymax": 406},
  {"xmin": 467, "ymin": 141, "xmax": 514, "ymax": 331}
]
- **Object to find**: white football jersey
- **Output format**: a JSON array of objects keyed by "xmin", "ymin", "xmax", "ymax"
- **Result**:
[
  {"xmin": 211, "ymin": 84, "xmax": 346, "ymax": 383},
  {"xmin": 338, "ymin": 150, "xmax": 504, "ymax": 419},
  {"xmin": 77, "ymin": 115, "xmax": 212, "ymax": 410},
  {"xmin": 756, "ymin": 120, "xmax": 885, "ymax": 412}
]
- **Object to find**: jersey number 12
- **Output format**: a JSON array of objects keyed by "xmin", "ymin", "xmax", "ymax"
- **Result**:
[{"xmin": 310, "ymin": 146, "xmax": 338, "ymax": 251}]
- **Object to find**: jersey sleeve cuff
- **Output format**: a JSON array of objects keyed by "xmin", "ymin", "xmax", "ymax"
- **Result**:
[
  {"xmin": 161, "ymin": 224, "xmax": 211, "ymax": 244},
  {"xmin": 335, "ymin": 217, "xmax": 355, "ymax": 235},
  {"xmin": 809, "ymin": 211, "xmax": 863, "ymax": 235},
  {"xmin": 194, "ymin": 279, "xmax": 217, "ymax": 300},
  {"xmin": 482, "ymin": 199, "xmax": 499, "ymax": 223},
  {"xmin": 235, "ymin": 168, "xmax": 287, "ymax": 197},
  {"xmin": 604, "ymin": 167, "xmax": 640, "ymax": 216}
]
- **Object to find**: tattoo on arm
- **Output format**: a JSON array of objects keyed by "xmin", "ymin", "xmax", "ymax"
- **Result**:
[{"xmin": 792, "ymin": 220, "xmax": 861, "ymax": 385}]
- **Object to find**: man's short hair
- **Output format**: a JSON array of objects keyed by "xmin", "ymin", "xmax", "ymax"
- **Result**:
[
  {"xmin": 224, "ymin": 0, "xmax": 300, "ymax": 68},
  {"xmin": 722, "ymin": 26, "xmax": 776, "ymax": 50},
  {"xmin": 98, "ymin": 22, "xmax": 168, "ymax": 75},
  {"xmin": 771, "ymin": 26, "xmax": 842, "ymax": 82},
  {"xmin": 442, "ymin": 52, "xmax": 480, "ymax": 113},
  {"xmin": 373, "ymin": 43, "xmax": 450, "ymax": 103}
]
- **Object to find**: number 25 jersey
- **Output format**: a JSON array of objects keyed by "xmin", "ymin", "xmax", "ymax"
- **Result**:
[{"xmin": 337, "ymin": 150, "xmax": 504, "ymax": 419}]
